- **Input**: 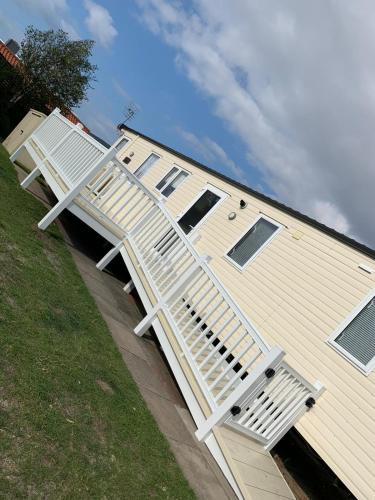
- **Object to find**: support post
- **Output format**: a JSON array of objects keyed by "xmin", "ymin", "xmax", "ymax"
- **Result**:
[
  {"xmin": 38, "ymin": 148, "xmax": 117, "ymax": 230},
  {"xmin": 20, "ymin": 166, "xmax": 41, "ymax": 190},
  {"xmin": 123, "ymin": 280, "xmax": 134, "ymax": 294},
  {"xmin": 10, "ymin": 143, "xmax": 26, "ymax": 163},
  {"xmin": 195, "ymin": 346, "xmax": 284, "ymax": 442},
  {"xmin": 96, "ymin": 240, "xmax": 123, "ymax": 271},
  {"xmin": 133, "ymin": 303, "xmax": 163, "ymax": 337}
]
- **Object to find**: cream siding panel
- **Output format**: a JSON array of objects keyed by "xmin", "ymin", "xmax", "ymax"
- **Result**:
[
  {"xmin": 114, "ymin": 135, "xmax": 375, "ymax": 498},
  {"xmin": 264, "ymin": 312, "xmax": 375, "ymax": 417},
  {"xmin": 207, "ymin": 225, "xmax": 366, "ymax": 312}
]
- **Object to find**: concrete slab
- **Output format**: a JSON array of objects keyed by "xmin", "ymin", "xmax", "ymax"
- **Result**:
[
  {"xmin": 169, "ymin": 439, "xmax": 233, "ymax": 500},
  {"xmin": 16, "ymin": 166, "xmax": 236, "ymax": 500},
  {"xmin": 101, "ymin": 313, "xmax": 149, "ymax": 362},
  {"xmin": 71, "ymin": 249, "xmax": 236, "ymax": 499},
  {"xmin": 137, "ymin": 385, "xmax": 197, "ymax": 447}
]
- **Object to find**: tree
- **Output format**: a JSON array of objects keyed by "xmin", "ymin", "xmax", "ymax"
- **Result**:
[
  {"xmin": 0, "ymin": 60, "xmax": 23, "ymax": 136},
  {"xmin": 12, "ymin": 26, "xmax": 97, "ymax": 112}
]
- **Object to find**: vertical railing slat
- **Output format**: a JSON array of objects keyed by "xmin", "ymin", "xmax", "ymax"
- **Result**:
[{"xmin": 22, "ymin": 108, "xmax": 322, "ymax": 451}]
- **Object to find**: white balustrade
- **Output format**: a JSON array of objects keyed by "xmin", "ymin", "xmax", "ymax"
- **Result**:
[
  {"xmin": 17, "ymin": 109, "xmax": 323, "ymax": 449},
  {"xmin": 224, "ymin": 363, "xmax": 323, "ymax": 450},
  {"xmin": 79, "ymin": 157, "xmax": 322, "ymax": 444},
  {"xmin": 26, "ymin": 108, "xmax": 109, "ymax": 188}
]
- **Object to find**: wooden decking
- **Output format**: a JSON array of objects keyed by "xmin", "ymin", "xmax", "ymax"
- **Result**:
[
  {"xmin": 12, "ymin": 109, "xmax": 324, "ymax": 499},
  {"xmin": 121, "ymin": 233, "xmax": 295, "ymax": 499},
  {"xmin": 216, "ymin": 427, "xmax": 295, "ymax": 500},
  {"xmin": 119, "ymin": 235, "xmax": 295, "ymax": 499}
]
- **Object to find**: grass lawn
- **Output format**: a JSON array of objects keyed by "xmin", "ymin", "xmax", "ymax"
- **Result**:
[{"xmin": 0, "ymin": 145, "xmax": 195, "ymax": 499}]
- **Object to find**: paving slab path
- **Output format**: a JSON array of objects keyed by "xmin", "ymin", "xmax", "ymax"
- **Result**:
[{"xmin": 16, "ymin": 166, "xmax": 236, "ymax": 500}]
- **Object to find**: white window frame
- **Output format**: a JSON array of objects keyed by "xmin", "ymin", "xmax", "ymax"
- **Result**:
[
  {"xmin": 225, "ymin": 214, "xmax": 282, "ymax": 271},
  {"xmin": 176, "ymin": 183, "xmax": 228, "ymax": 235},
  {"xmin": 156, "ymin": 164, "xmax": 190, "ymax": 198},
  {"xmin": 113, "ymin": 135, "xmax": 131, "ymax": 152},
  {"xmin": 133, "ymin": 152, "xmax": 161, "ymax": 179},
  {"xmin": 327, "ymin": 288, "xmax": 375, "ymax": 375}
]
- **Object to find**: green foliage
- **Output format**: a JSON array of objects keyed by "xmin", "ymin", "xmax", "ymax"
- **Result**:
[
  {"xmin": 0, "ymin": 146, "xmax": 195, "ymax": 499},
  {"xmin": 0, "ymin": 62, "xmax": 22, "ymax": 136},
  {"xmin": 16, "ymin": 25, "xmax": 97, "ymax": 110}
]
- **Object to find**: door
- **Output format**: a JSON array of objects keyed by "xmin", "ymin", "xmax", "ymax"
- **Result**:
[{"xmin": 178, "ymin": 185, "xmax": 226, "ymax": 235}]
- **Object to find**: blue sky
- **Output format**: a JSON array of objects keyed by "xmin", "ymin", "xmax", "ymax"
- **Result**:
[
  {"xmin": 0, "ymin": 0, "xmax": 258, "ymax": 190},
  {"xmin": 2, "ymin": 0, "xmax": 375, "ymax": 247}
]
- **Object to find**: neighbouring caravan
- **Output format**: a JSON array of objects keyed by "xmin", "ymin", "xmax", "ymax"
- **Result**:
[
  {"xmin": 12, "ymin": 109, "xmax": 375, "ymax": 499},
  {"xmin": 2, "ymin": 109, "xmax": 46, "ymax": 171}
]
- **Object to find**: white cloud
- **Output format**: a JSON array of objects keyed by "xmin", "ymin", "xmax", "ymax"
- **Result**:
[
  {"xmin": 83, "ymin": 0, "xmax": 117, "ymax": 48},
  {"xmin": 312, "ymin": 201, "xmax": 350, "ymax": 235},
  {"xmin": 14, "ymin": 0, "xmax": 68, "ymax": 23},
  {"xmin": 0, "ymin": 12, "xmax": 23, "ymax": 41},
  {"xmin": 176, "ymin": 126, "xmax": 247, "ymax": 183},
  {"xmin": 13, "ymin": 0, "xmax": 79, "ymax": 38},
  {"xmin": 60, "ymin": 19, "xmax": 79, "ymax": 39},
  {"xmin": 136, "ymin": 0, "xmax": 375, "ymax": 246}
]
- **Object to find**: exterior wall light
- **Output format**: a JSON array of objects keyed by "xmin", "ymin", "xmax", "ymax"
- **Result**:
[
  {"xmin": 240, "ymin": 199, "xmax": 247, "ymax": 209},
  {"xmin": 228, "ymin": 212, "xmax": 236, "ymax": 220}
]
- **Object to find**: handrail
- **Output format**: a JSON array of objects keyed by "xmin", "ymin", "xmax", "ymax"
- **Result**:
[
  {"xmin": 116, "ymin": 158, "xmax": 271, "ymax": 353},
  {"xmin": 82, "ymin": 156, "xmax": 270, "ymax": 354},
  {"xmin": 77, "ymin": 157, "xmax": 276, "ymax": 413},
  {"xmin": 18, "ymin": 108, "xmax": 323, "ymax": 449}
]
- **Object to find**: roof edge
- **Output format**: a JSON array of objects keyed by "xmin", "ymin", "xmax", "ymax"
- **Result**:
[{"xmin": 122, "ymin": 124, "xmax": 375, "ymax": 261}]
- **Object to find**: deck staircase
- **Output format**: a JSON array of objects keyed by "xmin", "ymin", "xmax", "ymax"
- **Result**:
[{"xmin": 12, "ymin": 109, "xmax": 324, "ymax": 499}]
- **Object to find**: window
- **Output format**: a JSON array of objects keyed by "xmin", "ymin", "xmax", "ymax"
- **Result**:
[
  {"xmin": 133, "ymin": 153, "xmax": 160, "ymax": 179},
  {"xmin": 114, "ymin": 137, "xmax": 129, "ymax": 151},
  {"xmin": 156, "ymin": 166, "xmax": 189, "ymax": 197},
  {"xmin": 156, "ymin": 167, "xmax": 178, "ymax": 191},
  {"xmin": 227, "ymin": 215, "xmax": 281, "ymax": 268},
  {"xmin": 329, "ymin": 291, "xmax": 375, "ymax": 374},
  {"xmin": 177, "ymin": 185, "xmax": 227, "ymax": 235}
]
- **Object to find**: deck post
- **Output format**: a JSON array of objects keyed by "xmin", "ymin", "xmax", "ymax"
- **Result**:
[
  {"xmin": 123, "ymin": 280, "xmax": 134, "ymax": 294},
  {"xmin": 20, "ymin": 166, "xmax": 41, "ymax": 190},
  {"xmin": 9, "ymin": 143, "xmax": 26, "ymax": 163},
  {"xmin": 96, "ymin": 241, "xmax": 123, "ymax": 271},
  {"xmin": 195, "ymin": 346, "xmax": 284, "ymax": 442},
  {"xmin": 37, "ymin": 148, "xmax": 117, "ymax": 230},
  {"xmin": 134, "ymin": 303, "xmax": 164, "ymax": 337}
]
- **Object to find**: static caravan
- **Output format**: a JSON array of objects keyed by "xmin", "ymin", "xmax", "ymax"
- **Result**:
[
  {"xmin": 12, "ymin": 109, "xmax": 375, "ymax": 499},
  {"xmin": 2, "ymin": 109, "xmax": 47, "ymax": 172}
]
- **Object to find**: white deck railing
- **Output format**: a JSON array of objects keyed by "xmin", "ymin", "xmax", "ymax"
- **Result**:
[
  {"xmin": 82, "ymin": 160, "xmax": 279, "ymax": 414},
  {"xmin": 29, "ymin": 109, "xmax": 109, "ymax": 189},
  {"xmin": 13, "ymin": 109, "xmax": 323, "ymax": 449}
]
